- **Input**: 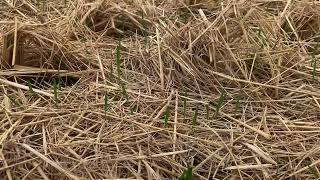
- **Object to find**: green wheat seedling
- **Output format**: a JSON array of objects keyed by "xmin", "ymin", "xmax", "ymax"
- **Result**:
[
  {"xmin": 178, "ymin": 166, "xmax": 193, "ymax": 180},
  {"xmin": 179, "ymin": 11, "xmax": 189, "ymax": 23},
  {"xmin": 139, "ymin": 10, "xmax": 148, "ymax": 45},
  {"xmin": 235, "ymin": 96, "xmax": 240, "ymax": 113},
  {"xmin": 311, "ymin": 43, "xmax": 319, "ymax": 81},
  {"xmin": 205, "ymin": 104, "xmax": 209, "ymax": 120},
  {"xmin": 27, "ymin": 80, "xmax": 38, "ymax": 97},
  {"xmin": 312, "ymin": 54, "xmax": 317, "ymax": 81},
  {"xmin": 257, "ymin": 28, "xmax": 267, "ymax": 48},
  {"xmin": 5, "ymin": 94, "xmax": 21, "ymax": 108},
  {"xmin": 215, "ymin": 92, "xmax": 226, "ymax": 118},
  {"xmin": 308, "ymin": 165, "xmax": 320, "ymax": 179},
  {"xmin": 34, "ymin": 0, "xmax": 46, "ymax": 9},
  {"xmin": 163, "ymin": 106, "xmax": 170, "ymax": 128},
  {"xmin": 130, "ymin": 104, "xmax": 139, "ymax": 115},
  {"xmin": 108, "ymin": 64, "xmax": 116, "ymax": 82},
  {"xmin": 104, "ymin": 92, "xmax": 109, "ymax": 115},
  {"xmin": 53, "ymin": 79, "xmax": 61, "ymax": 106},
  {"xmin": 192, "ymin": 106, "xmax": 198, "ymax": 129},
  {"xmin": 182, "ymin": 90, "xmax": 188, "ymax": 119},
  {"xmin": 34, "ymin": 0, "xmax": 40, "ymax": 6},
  {"xmin": 58, "ymin": 78, "xmax": 62, "ymax": 90},
  {"xmin": 275, "ymin": 157, "xmax": 280, "ymax": 180},
  {"xmin": 116, "ymin": 41, "xmax": 128, "ymax": 100},
  {"xmin": 120, "ymin": 83, "xmax": 128, "ymax": 100},
  {"xmin": 116, "ymin": 41, "xmax": 122, "ymax": 78},
  {"xmin": 42, "ymin": 0, "xmax": 47, "ymax": 9}
]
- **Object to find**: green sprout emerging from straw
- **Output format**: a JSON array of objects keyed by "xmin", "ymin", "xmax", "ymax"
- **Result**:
[
  {"xmin": 215, "ymin": 92, "xmax": 226, "ymax": 118},
  {"xmin": 104, "ymin": 92, "xmax": 109, "ymax": 114},
  {"xmin": 308, "ymin": 165, "xmax": 320, "ymax": 179},
  {"xmin": 205, "ymin": 104, "xmax": 209, "ymax": 120},
  {"xmin": 53, "ymin": 79, "xmax": 61, "ymax": 106},
  {"xmin": 120, "ymin": 84, "xmax": 128, "ymax": 101},
  {"xmin": 163, "ymin": 106, "xmax": 170, "ymax": 127},
  {"xmin": 27, "ymin": 80, "xmax": 38, "ymax": 97},
  {"xmin": 312, "ymin": 54, "xmax": 317, "ymax": 81},
  {"xmin": 138, "ymin": 10, "xmax": 148, "ymax": 45},
  {"xmin": 311, "ymin": 43, "xmax": 319, "ymax": 81},
  {"xmin": 115, "ymin": 41, "xmax": 128, "ymax": 100},
  {"xmin": 131, "ymin": 105, "xmax": 139, "ymax": 115},
  {"xmin": 235, "ymin": 96, "xmax": 240, "ymax": 113},
  {"xmin": 182, "ymin": 90, "xmax": 188, "ymax": 119},
  {"xmin": 116, "ymin": 42, "xmax": 122, "ymax": 78},
  {"xmin": 34, "ymin": 0, "xmax": 46, "ymax": 9},
  {"xmin": 178, "ymin": 166, "xmax": 193, "ymax": 180},
  {"xmin": 192, "ymin": 107, "xmax": 198, "ymax": 129},
  {"xmin": 6, "ymin": 94, "xmax": 21, "ymax": 108}
]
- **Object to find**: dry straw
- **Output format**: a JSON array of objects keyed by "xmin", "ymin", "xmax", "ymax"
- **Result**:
[{"xmin": 1, "ymin": 0, "xmax": 320, "ymax": 179}]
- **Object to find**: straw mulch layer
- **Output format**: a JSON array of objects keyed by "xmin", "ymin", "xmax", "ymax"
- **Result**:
[{"xmin": 1, "ymin": 0, "xmax": 320, "ymax": 179}]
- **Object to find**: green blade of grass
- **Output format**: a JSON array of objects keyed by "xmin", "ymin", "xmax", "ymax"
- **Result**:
[
  {"xmin": 215, "ymin": 92, "xmax": 226, "ymax": 118},
  {"xmin": 164, "ymin": 106, "xmax": 170, "ymax": 128},
  {"xmin": 34, "ymin": 0, "xmax": 45, "ymax": 8},
  {"xmin": 6, "ymin": 94, "xmax": 21, "ymax": 108},
  {"xmin": 275, "ymin": 157, "xmax": 280, "ymax": 180},
  {"xmin": 35, "ymin": 0, "xmax": 39, "ymax": 6},
  {"xmin": 192, "ymin": 106, "xmax": 198, "ymax": 129},
  {"xmin": 205, "ymin": 104, "xmax": 209, "ymax": 120},
  {"xmin": 57, "ymin": 78, "xmax": 62, "ymax": 91},
  {"xmin": 120, "ymin": 83, "xmax": 128, "ymax": 101},
  {"xmin": 311, "ymin": 43, "xmax": 319, "ymax": 81},
  {"xmin": 178, "ymin": 166, "xmax": 193, "ymax": 180},
  {"xmin": 42, "ymin": 0, "xmax": 46, "ymax": 9},
  {"xmin": 235, "ymin": 96, "xmax": 240, "ymax": 113},
  {"xmin": 312, "ymin": 54, "xmax": 317, "ymax": 81},
  {"xmin": 183, "ymin": 90, "xmax": 187, "ymax": 119},
  {"xmin": 115, "ymin": 41, "xmax": 128, "ymax": 100},
  {"xmin": 116, "ymin": 41, "xmax": 122, "ymax": 80},
  {"xmin": 308, "ymin": 165, "xmax": 320, "ymax": 179},
  {"xmin": 140, "ymin": 10, "xmax": 148, "ymax": 45},
  {"xmin": 108, "ymin": 64, "xmax": 115, "ymax": 82},
  {"xmin": 104, "ymin": 92, "xmax": 108, "ymax": 114},
  {"xmin": 257, "ymin": 28, "xmax": 267, "ymax": 48},
  {"xmin": 27, "ymin": 80, "xmax": 38, "ymax": 97},
  {"xmin": 144, "ymin": 31, "xmax": 148, "ymax": 46},
  {"xmin": 53, "ymin": 79, "xmax": 59, "ymax": 106}
]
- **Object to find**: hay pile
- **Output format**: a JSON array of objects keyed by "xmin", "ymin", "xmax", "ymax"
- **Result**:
[{"xmin": 1, "ymin": 0, "xmax": 320, "ymax": 179}]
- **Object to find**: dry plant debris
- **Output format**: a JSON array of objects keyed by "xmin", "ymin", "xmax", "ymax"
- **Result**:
[{"xmin": 1, "ymin": 0, "xmax": 320, "ymax": 179}]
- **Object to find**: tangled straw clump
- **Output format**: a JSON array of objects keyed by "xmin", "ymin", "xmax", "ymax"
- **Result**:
[{"xmin": 1, "ymin": 0, "xmax": 320, "ymax": 179}]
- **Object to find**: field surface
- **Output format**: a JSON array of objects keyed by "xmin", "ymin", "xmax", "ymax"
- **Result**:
[{"xmin": 1, "ymin": 0, "xmax": 320, "ymax": 179}]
